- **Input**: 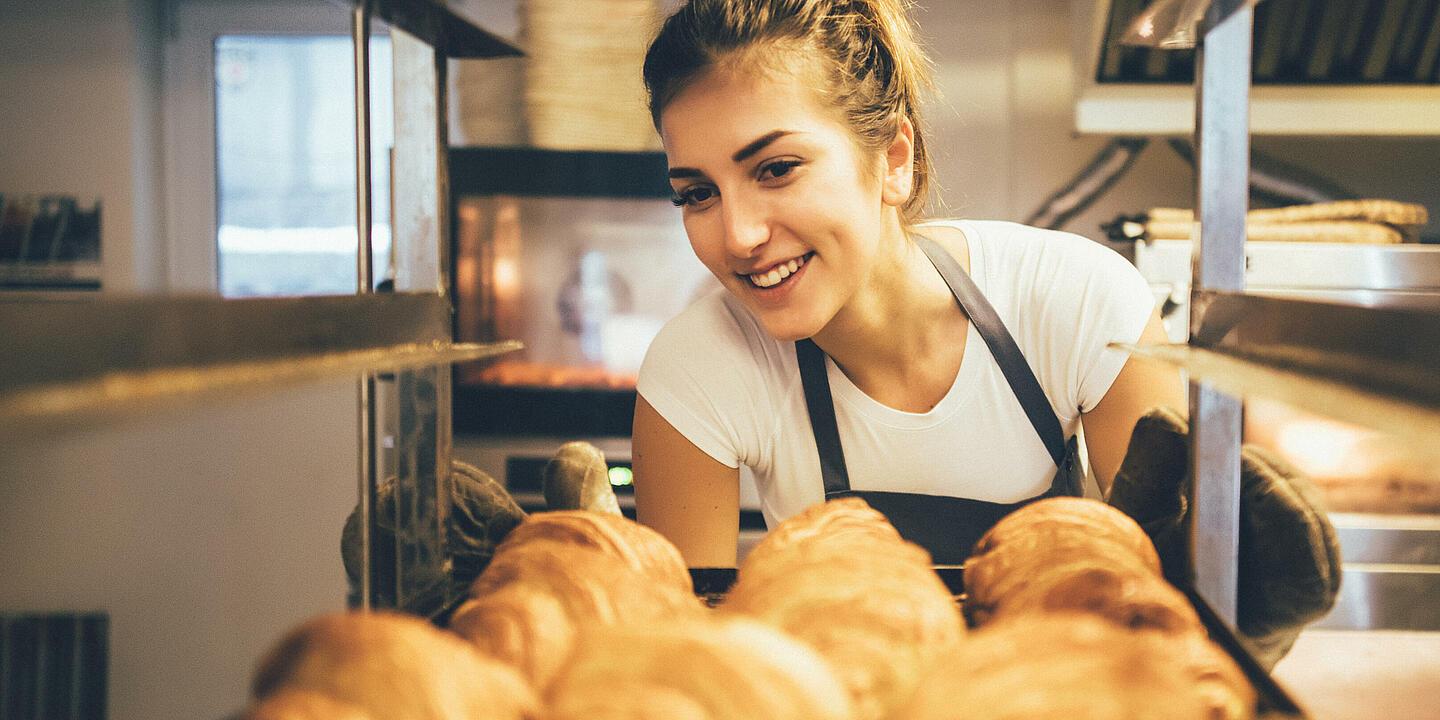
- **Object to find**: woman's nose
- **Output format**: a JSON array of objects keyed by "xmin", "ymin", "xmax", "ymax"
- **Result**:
[{"xmin": 721, "ymin": 196, "xmax": 769, "ymax": 258}]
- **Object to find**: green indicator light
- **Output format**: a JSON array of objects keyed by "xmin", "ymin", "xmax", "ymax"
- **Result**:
[{"xmin": 608, "ymin": 466, "xmax": 634, "ymax": 487}]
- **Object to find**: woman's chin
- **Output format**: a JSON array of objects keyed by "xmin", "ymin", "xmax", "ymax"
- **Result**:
[{"xmin": 754, "ymin": 313, "xmax": 823, "ymax": 343}]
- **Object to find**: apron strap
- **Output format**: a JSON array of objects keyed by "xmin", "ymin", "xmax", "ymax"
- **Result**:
[
  {"xmin": 796, "ymin": 337, "xmax": 852, "ymax": 495},
  {"xmin": 912, "ymin": 235, "xmax": 1069, "ymax": 469},
  {"xmin": 795, "ymin": 233, "xmax": 1072, "ymax": 495}
]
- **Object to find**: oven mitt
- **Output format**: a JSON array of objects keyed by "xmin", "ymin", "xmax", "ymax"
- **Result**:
[
  {"xmin": 1107, "ymin": 406, "xmax": 1343, "ymax": 670},
  {"xmin": 542, "ymin": 441, "xmax": 624, "ymax": 515},
  {"xmin": 341, "ymin": 460, "xmax": 526, "ymax": 615}
]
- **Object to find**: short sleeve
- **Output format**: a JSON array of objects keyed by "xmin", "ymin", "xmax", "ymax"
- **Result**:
[
  {"xmin": 636, "ymin": 291, "xmax": 768, "ymax": 469},
  {"xmin": 1060, "ymin": 238, "xmax": 1157, "ymax": 413}
]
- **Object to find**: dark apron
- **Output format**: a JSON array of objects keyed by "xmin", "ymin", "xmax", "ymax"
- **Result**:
[{"xmin": 796, "ymin": 235, "xmax": 1084, "ymax": 565}]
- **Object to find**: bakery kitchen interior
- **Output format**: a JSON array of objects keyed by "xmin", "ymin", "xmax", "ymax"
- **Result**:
[{"xmin": 3, "ymin": 0, "xmax": 1440, "ymax": 719}]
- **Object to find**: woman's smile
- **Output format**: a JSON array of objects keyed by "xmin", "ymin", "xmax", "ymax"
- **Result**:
[{"xmin": 739, "ymin": 251, "xmax": 815, "ymax": 304}]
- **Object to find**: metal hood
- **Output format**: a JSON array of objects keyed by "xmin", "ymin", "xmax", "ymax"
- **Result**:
[{"xmin": 1073, "ymin": 0, "xmax": 1440, "ymax": 135}]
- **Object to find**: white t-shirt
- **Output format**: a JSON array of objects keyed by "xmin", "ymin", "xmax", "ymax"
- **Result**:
[{"xmin": 636, "ymin": 220, "xmax": 1155, "ymax": 529}]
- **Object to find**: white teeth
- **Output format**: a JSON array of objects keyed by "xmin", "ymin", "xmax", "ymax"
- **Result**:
[{"xmin": 748, "ymin": 254, "xmax": 808, "ymax": 289}]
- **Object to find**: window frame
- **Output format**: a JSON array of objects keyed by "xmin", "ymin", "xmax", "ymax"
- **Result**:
[{"xmin": 161, "ymin": 0, "xmax": 355, "ymax": 293}]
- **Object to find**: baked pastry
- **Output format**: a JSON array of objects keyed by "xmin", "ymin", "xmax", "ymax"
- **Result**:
[
  {"xmin": 963, "ymin": 497, "xmax": 1168, "ymax": 627},
  {"xmin": 724, "ymin": 498, "xmax": 962, "ymax": 720},
  {"xmin": 251, "ymin": 611, "xmax": 536, "ymax": 720},
  {"xmin": 969, "ymin": 496, "xmax": 1161, "ymax": 569},
  {"xmin": 894, "ymin": 613, "xmax": 1254, "ymax": 720},
  {"xmin": 243, "ymin": 690, "xmax": 372, "ymax": 720},
  {"xmin": 541, "ymin": 441, "xmax": 623, "ymax": 516},
  {"xmin": 986, "ymin": 556, "xmax": 1201, "ymax": 633},
  {"xmin": 451, "ymin": 541, "xmax": 704, "ymax": 687},
  {"xmin": 741, "ymin": 497, "xmax": 906, "ymax": 566},
  {"xmin": 545, "ymin": 617, "xmax": 852, "ymax": 720},
  {"xmin": 496, "ymin": 511, "xmax": 692, "ymax": 593}
]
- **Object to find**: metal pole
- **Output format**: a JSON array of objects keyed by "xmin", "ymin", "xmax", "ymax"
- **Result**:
[
  {"xmin": 353, "ymin": 0, "xmax": 378, "ymax": 610},
  {"xmin": 1189, "ymin": 0, "xmax": 1252, "ymax": 627}
]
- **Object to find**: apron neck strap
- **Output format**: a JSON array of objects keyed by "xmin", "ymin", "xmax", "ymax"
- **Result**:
[
  {"xmin": 794, "ymin": 233, "xmax": 1070, "ymax": 496},
  {"xmin": 912, "ymin": 234, "xmax": 1068, "ymax": 468},
  {"xmin": 796, "ymin": 337, "xmax": 852, "ymax": 495}
]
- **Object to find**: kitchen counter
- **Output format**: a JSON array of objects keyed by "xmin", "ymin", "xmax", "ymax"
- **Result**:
[{"xmin": 1271, "ymin": 629, "xmax": 1440, "ymax": 720}]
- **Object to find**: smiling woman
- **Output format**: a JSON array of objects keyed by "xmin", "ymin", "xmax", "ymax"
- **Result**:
[{"xmin": 630, "ymin": 0, "xmax": 1183, "ymax": 569}]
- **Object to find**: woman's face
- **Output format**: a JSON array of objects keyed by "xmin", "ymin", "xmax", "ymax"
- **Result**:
[{"xmin": 658, "ymin": 63, "xmax": 892, "ymax": 341}]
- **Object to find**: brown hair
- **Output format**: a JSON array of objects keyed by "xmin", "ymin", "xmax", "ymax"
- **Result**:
[{"xmin": 643, "ymin": 0, "xmax": 934, "ymax": 218}]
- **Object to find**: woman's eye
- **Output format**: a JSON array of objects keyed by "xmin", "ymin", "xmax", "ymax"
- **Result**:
[
  {"xmin": 671, "ymin": 186, "xmax": 717, "ymax": 208},
  {"xmin": 759, "ymin": 160, "xmax": 801, "ymax": 181}
]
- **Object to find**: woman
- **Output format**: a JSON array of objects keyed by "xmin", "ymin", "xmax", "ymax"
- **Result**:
[{"xmin": 632, "ymin": 0, "xmax": 1184, "ymax": 567}]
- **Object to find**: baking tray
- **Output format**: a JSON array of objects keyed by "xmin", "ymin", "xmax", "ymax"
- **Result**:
[{"xmin": 690, "ymin": 566, "xmax": 1309, "ymax": 718}]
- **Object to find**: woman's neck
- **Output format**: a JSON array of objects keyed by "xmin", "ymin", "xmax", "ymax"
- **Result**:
[{"xmin": 810, "ymin": 222, "xmax": 969, "ymax": 411}]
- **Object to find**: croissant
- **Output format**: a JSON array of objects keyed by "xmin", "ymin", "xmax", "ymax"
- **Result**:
[
  {"xmin": 964, "ymin": 497, "xmax": 1171, "ymax": 627},
  {"xmin": 545, "ymin": 617, "xmax": 853, "ymax": 720},
  {"xmin": 451, "ymin": 541, "xmax": 704, "ymax": 687},
  {"xmin": 250, "ymin": 611, "xmax": 537, "ymax": 720},
  {"xmin": 893, "ymin": 613, "xmax": 1254, "ymax": 720},
  {"xmin": 724, "ymin": 498, "xmax": 963, "ymax": 720},
  {"xmin": 987, "ymin": 556, "xmax": 1202, "ymax": 633},
  {"xmin": 740, "ymin": 497, "xmax": 906, "ymax": 568},
  {"xmin": 497, "ymin": 511, "xmax": 693, "ymax": 593}
]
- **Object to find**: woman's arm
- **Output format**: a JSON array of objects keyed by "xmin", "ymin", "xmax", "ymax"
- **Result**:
[
  {"xmin": 632, "ymin": 395, "xmax": 741, "ymax": 567},
  {"xmin": 1080, "ymin": 311, "xmax": 1186, "ymax": 496}
]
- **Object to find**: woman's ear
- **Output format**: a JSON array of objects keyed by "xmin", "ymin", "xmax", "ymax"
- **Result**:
[{"xmin": 881, "ymin": 115, "xmax": 916, "ymax": 208}]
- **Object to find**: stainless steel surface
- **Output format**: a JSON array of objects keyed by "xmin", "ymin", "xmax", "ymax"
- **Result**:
[
  {"xmin": 391, "ymin": 28, "xmax": 445, "ymax": 294},
  {"xmin": 1313, "ymin": 515, "xmax": 1440, "ymax": 631},
  {"xmin": 0, "ymin": 294, "xmax": 518, "ymax": 434},
  {"xmin": 354, "ymin": 2, "xmax": 374, "ymax": 294},
  {"xmin": 354, "ymin": 1, "xmax": 378, "ymax": 609},
  {"xmin": 325, "ymin": 0, "xmax": 522, "ymax": 59},
  {"xmin": 1118, "ymin": 341, "xmax": 1440, "ymax": 460},
  {"xmin": 384, "ymin": 29, "xmax": 449, "ymax": 612},
  {"xmin": 1138, "ymin": 240, "xmax": 1440, "ymax": 295},
  {"xmin": 1190, "ymin": 382, "xmax": 1243, "ymax": 624},
  {"xmin": 1188, "ymin": 1, "xmax": 1252, "ymax": 628}
]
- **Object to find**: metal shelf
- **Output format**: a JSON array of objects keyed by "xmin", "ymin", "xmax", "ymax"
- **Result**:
[
  {"xmin": 325, "ymin": 0, "xmax": 522, "ymax": 59},
  {"xmin": 0, "ymin": 293, "xmax": 519, "ymax": 437},
  {"xmin": 1121, "ymin": 290, "xmax": 1440, "ymax": 457}
]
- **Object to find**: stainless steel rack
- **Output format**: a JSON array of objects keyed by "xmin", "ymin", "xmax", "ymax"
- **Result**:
[
  {"xmin": 0, "ymin": 0, "xmax": 524, "ymax": 618},
  {"xmin": 1120, "ymin": 0, "xmax": 1440, "ymax": 670}
]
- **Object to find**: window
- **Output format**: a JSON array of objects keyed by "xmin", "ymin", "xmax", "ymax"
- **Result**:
[{"xmin": 165, "ymin": 1, "xmax": 394, "ymax": 296}]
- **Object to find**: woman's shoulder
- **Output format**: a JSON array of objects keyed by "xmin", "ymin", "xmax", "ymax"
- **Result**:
[
  {"xmin": 931, "ymin": 219, "xmax": 1139, "ymax": 284},
  {"xmin": 641, "ymin": 286, "xmax": 787, "ymax": 383}
]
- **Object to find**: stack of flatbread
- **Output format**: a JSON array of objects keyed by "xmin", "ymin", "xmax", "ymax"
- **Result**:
[{"xmin": 1145, "ymin": 199, "xmax": 1428, "ymax": 244}]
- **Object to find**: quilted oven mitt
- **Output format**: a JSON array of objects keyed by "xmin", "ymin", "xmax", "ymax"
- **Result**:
[
  {"xmin": 1107, "ymin": 406, "xmax": 1343, "ymax": 670},
  {"xmin": 341, "ymin": 460, "xmax": 526, "ymax": 614}
]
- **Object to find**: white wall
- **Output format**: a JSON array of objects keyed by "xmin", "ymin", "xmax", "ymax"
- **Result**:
[
  {"xmin": 1, "ymin": 3, "xmax": 358, "ymax": 719},
  {"xmin": 0, "ymin": 380, "xmax": 358, "ymax": 719},
  {"xmin": 0, "ymin": 0, "xmax": 167, "ymax": 293}
]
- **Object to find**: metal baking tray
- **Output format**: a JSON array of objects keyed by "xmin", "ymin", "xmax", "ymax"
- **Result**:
[{"xmin": 690, "ymin": 567, "xmax": 1308, "ymax": 718}]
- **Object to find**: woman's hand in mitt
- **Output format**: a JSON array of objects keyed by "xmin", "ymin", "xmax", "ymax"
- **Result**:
[{"xmin": 1106, "ymin": 406, "xmax": 1343, "ymax": 670}]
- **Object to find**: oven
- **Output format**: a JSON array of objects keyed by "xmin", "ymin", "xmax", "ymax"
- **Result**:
[{"xmin": 446, "ymin": 148, "xmax": 769, "ymax": 556}]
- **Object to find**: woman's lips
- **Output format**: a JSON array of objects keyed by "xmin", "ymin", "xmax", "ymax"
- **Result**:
[
  {"xmin": 739, "ymin": 252, "xmax": 813, "ymax": 302},
  {"xmin": 743, "ymin": 252, "xmax": 812, "ymax": 289}
]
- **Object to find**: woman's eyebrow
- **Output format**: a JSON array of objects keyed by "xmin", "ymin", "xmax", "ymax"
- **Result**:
[
  {"xmin": 666, "ymin": 130, "xmax": 798, "ymax": 179},
  {"xmin": 731, "ymin": 130, "xmax": 794, "ymax": 162}
]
